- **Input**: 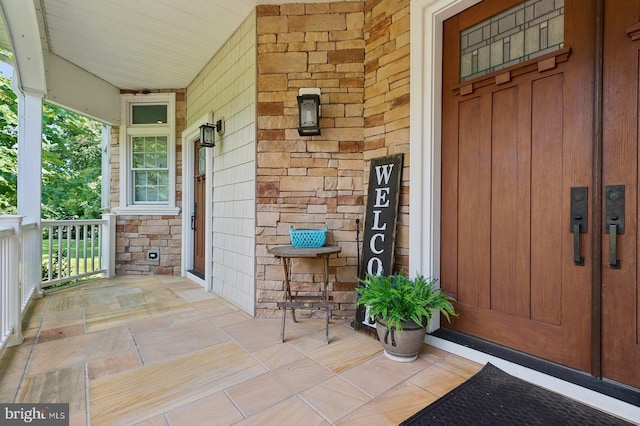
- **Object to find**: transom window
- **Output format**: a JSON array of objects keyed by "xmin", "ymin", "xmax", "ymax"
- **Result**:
[
  {"xmin": 460, "ymin": 0, "xmax": 564, "ymax": 82},
  {"xmin": 131, "ymin": 104, "xmax": 168, "ymax": 125}
]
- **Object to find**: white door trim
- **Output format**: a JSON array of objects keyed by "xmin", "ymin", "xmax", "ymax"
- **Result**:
[
  {"xmin": 409, "ymin": 0, "xmax": 481, "ymax": 329},
  {"xmin": 181, "ymin": 112, "xmax": 214, "ymax": 290}
]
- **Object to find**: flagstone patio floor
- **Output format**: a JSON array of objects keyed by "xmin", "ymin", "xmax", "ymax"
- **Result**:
[{"xmin": 0, "ymin": 275, "xmax": 483, "ymax": 425}]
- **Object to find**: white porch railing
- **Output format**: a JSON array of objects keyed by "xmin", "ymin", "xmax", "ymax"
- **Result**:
[
  {"xmin": 0, "ymin": 218, "xmax": 21, "ymax": 351},
  {"xmin": 0, "ymin": 214, "xmax": 115, "ymax": 351},
  {"xmin": 41, "ymin": 216, "xmax": 116, "ymax": 288}
]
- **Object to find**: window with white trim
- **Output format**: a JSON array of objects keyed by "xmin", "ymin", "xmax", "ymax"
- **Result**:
[
  {"xmin": 114, "ymin": 93, "xmax": 179, "ymax": 215},
  {"xmin": 132, "ymin": 135, "xmax": 169, "ymax": 203}
]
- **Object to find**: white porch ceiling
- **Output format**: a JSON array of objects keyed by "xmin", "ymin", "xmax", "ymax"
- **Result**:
[
  {"xmin": 0, "ymin": 0, "xmax": 344, "ymax": 122},
  {"xmin": 36, "ymin": 0, "xmax": 341, "ymax": 91},
  {"xmin": 0, "ymin": 16, "xmax": 9, "ymax": 55}
]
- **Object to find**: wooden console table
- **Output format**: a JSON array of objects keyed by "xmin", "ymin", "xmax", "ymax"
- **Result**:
[{"xmin": 267, "ymin": 245, "xmax": 341, "ymax": 343}]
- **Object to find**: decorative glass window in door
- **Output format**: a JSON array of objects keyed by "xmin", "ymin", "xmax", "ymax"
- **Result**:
[
  {"xmin": 460, "ymin": 0, "xmax": 564, "ymax": 82},
  {"xmin": 198, "ymin": 143, "xmax": 206, "ymax": 175}
]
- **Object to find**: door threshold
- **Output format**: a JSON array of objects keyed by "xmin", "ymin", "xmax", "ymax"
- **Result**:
[
  {"xmin": 187, "ymin": 269, "xmax": 204, "ymax": 280},
  {"xmin": 432, "ymin": 328, "xmax": 640, "ymax": 408}
]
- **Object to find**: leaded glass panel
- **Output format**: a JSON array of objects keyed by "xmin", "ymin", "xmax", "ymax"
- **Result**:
[
  {"xmin": 198, "ymin": 145, "xmax": 206, "ymax": 175},
  {"xmin": 460, "ymin": 0, "xmax": 564, "ymax": 82}
]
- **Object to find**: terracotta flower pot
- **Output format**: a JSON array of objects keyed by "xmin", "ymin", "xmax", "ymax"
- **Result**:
[{"xmin": 375, "ymin": 317, "xmax": 427, "ymax": 362}]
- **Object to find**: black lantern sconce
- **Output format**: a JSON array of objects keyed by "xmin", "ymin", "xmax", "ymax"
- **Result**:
[
  {"xmin": 199, "ymin": 118, "xmax": 225, "ymax": 148},
  {"xmin": 297, "ymin": 88, "xmax": 321, "ymax": 136}
]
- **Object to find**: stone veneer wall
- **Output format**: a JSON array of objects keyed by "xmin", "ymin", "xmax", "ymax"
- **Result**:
[
  {"xmin": 255, "ymin": 2, "xmax": 366, "ymax": 318},
  {"xmin": 109, "ymin": 89, "xmax": 186, "ymax": 276},
  {"xmin": 363, "ymin": 0, "xmax": 411, "ymax": 270}
]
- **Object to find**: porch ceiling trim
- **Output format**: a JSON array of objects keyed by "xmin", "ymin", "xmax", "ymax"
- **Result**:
[
  {"xmin": 45, "ymin": 52, "xmax": 121, "ymax": 125},
  {"xmin": 0, "ymin": 0, "xmax": 46, "ymax": 94}
]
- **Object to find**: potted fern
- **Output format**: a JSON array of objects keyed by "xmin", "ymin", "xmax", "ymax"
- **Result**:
[{"xmin": 355, "ymin": 272, "xmax": 456, "ymax": 362}]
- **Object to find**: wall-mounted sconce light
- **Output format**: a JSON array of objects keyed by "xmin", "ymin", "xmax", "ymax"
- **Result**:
[
  {"xmin": 297, "ymin": 88, "xmax": 321, "ymax": 136},
  {"xmin": 199, "ymin": 123, "xmax": 216, "ymax": 147},
  {"xmin": 199, "ymin": 118, "xmax": 225, "ymax": 147}
]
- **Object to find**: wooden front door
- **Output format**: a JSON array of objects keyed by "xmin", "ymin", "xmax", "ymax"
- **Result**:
[
  {"xmin": 601, "ymin": 1, "xmax": 640, "ymax": 389},
  {"xmin": 193, "ymin": 140, "xmax": 206, "ymax": 275},
  {"xmin": 442, "ymin": 0, "xmax": 640, "ymax": 388}
]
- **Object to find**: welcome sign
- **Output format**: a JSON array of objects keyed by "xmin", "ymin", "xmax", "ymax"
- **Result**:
[{"xmin": 356, "ymin": 154, "xmax": 403, "ymax": 328}]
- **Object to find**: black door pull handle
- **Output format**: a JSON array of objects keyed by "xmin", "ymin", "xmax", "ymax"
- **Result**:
[
  {"xmin": 570, "ymin": 187, "xmax": 587, "ymax": 266},
  {"xmin": 609, "ymin": 224, "xmax": 620, "ymax": 268},
  {"xmin": 573, "ymin": 223, "xmax": 584, "ymax": 265},
  {"xmin": 605, "ymin": 185, "xmax": 624, "ymax": 270}
]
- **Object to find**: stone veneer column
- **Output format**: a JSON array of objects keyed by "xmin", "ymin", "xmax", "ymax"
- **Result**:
[
  {"xmin": 255, "ymin": 2, "xmax": 366, "ymax": 318},
  {"xmin": 363, "ymin": 0, "xmax": 411, "ymax": 269}
]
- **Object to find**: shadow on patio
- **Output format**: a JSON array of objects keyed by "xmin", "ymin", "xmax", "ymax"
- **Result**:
[{"xmin": 0, "ymin": 275, "xmax": 481, "ymax": 425}]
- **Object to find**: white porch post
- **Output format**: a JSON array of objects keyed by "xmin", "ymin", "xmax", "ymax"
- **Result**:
[
  {"xmin": 15, "ymin": 88, "xmax": 44, "ymax": 297},
  {"xmin": 101, "ymin": 213, "xmax": 116, "ymax": 277},
  {"xmin": 101, "ymin": 124, "xmax": 111, "ymax": 211},
  {"xmin": 16, "ymin": 90, "xmax": 43, "ymax": 223}
]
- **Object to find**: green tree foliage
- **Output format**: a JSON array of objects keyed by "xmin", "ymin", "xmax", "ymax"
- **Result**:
[
  {"xmin": 0, "ymin": 75, "xmax": 102, "ymax": 219},
  {"xmin": 41, "ymin": 99, "xmax": 102, "ymax": 219},
  {"xmin": 0, "ymin": 76, "xmax": 17, "ymax": 213}
]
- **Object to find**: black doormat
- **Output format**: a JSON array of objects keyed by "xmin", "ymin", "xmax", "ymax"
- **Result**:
[{"xmin": 401, "ymin": 363, "xmax": 634, "ymax": 426}]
